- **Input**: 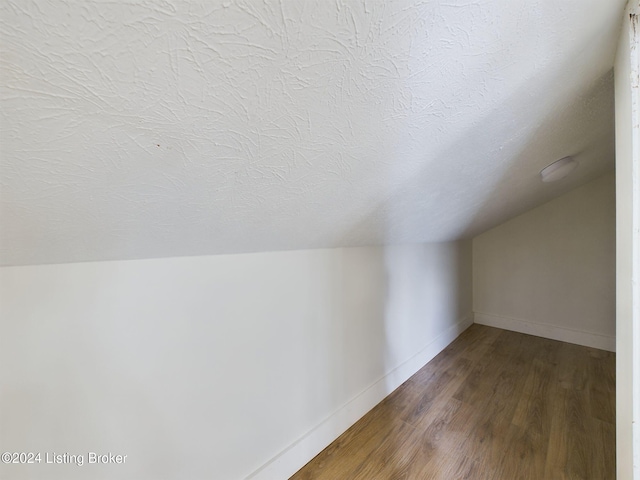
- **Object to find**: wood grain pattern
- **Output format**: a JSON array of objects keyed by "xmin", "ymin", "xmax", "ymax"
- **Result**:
[{"xmin": 290, "ymin": 325, "xmax": 615, "ymax": 480}]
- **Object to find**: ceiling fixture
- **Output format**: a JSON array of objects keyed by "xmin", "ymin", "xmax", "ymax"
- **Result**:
[{"xmin": 540, "ymin": 156, "xmax": 578, "ymax": 183}]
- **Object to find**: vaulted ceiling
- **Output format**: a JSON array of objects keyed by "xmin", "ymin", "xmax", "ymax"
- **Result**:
[{"xmin": 0, "ymin": 0, "xmax": 625, "ymax": 266}]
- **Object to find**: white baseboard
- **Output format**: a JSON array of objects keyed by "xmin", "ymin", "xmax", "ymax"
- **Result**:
[
  {"xmin": 474, "ymin": 312, "xmax": 615, "ymax": 352},
  {"xmin": 245, "ymin": 314, "xmax": 474, "ymax": 480}
]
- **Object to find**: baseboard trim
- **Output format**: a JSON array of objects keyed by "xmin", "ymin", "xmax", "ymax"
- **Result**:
[
  {"xmin": 474, "ymin": 312, "xmax": 615, "ymax": 352},
  {"xmin": 245, "ymin": 314, "xmax": 474, "ymax": 480}
]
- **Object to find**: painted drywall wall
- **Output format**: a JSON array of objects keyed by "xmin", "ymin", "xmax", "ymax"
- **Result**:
[
  {"xmin": 473, "ymin": 173, "xmax": 615, "ymax": 351},
  {"xmin": 0, "ymin": 0, "xmax": 625, "ymax": 266},
  {"xmin": 614, "ymin": 1, "xmax": 640, "ymax": 477},
  {"xmin": 0, "ymin": 241, "xmax": 472, "ymax": 480}
]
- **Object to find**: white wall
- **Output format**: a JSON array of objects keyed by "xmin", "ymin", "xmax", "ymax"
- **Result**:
[
  {"xmin": 473, "ymin": 173, "xmax": 616, "ymax": 351},
  {"xmin": 615, "ymin": 2, "xmax": 639, "ymax": 477},
  {"xmin": 0, "ymin": 241, "xmax": 472, "ymax": 480}
]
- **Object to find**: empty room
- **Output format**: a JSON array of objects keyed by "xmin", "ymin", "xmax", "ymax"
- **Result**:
[{"xmin": 1, "ymin": 0, "xmax": 638, "ymax": 479}]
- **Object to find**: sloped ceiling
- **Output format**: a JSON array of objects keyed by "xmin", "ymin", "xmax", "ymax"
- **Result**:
[{"xmin": 0, "ymin": 0, "xmax": 625, "ymax": 266}]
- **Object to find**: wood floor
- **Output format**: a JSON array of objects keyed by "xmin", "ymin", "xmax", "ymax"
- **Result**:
[{"xmin": 290, "ymin": 325, "xmax": 616, "ymax": 480}]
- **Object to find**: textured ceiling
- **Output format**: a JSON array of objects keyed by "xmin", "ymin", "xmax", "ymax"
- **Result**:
[{"xmin": 0, "ymin": 0, "xmax": 625, "ymax": 266}]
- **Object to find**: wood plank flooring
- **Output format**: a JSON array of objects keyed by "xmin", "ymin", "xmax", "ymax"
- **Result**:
[{"xmin": 290, "ymin": 325, "xmax": 615, "ymax": 480}]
